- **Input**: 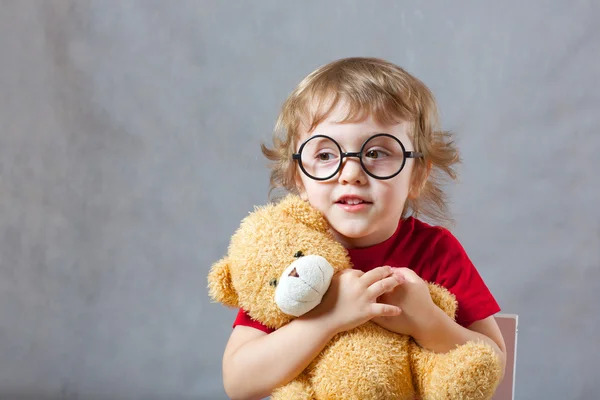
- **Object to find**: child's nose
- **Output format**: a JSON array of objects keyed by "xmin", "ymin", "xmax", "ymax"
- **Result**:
[{"xmin": 338, "ymin": 157, "xmax": 367, "ymax": 185}]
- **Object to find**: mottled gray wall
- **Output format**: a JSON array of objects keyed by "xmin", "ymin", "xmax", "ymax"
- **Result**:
[{"xmin": 0, "ymin": 1, "xmax": 598, "ymax": 399}]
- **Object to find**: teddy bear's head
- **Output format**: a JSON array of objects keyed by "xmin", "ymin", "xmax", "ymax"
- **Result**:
[{"xmin": 208, "ymin": 194, "xmax": 352, "ymax": 330}]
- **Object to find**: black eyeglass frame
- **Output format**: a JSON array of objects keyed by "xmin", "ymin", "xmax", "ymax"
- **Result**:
[{"xmin": 292, "ymin": 133, "xmax": 424, "ymax": 181}]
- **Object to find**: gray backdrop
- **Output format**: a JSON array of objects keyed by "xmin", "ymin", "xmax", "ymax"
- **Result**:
[{"xmin": 1, "ymin": 1, "xmax": 598, "ymax": 399}]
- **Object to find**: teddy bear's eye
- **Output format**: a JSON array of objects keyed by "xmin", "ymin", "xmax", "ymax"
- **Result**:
[
  {"xmin": 269, "ymin": 278, "xmax": 278, "ymax": 287},
  {"xmin": 294, "ymin": 251, "xmax": 304, "ymax": 258}
]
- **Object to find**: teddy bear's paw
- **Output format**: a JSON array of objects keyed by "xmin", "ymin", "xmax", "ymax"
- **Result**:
[
  {"xmin": 272, "ymin": 378, "xmax": 315, "ymax": 400},
  {"xmin": 412, "ymin": 341, "xmax": 503, "ymax": 400}
]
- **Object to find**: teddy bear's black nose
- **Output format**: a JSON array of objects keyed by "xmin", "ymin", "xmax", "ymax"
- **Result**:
[
  {"xmin": 269, "ymin": 278, "xmax": 278, "ymax": 287},
  {"xmin": 294, "ymin": 251, "xmax": 304, "ymax": 258}
]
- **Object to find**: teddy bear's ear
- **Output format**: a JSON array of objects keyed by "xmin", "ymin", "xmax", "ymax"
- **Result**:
[
  {"xmin": 278, "ymin": 194, "xmax": 329, "ymax": 233},
  {"xmin": 207, "ymin": 258, "xmax": 239, "ymax": 308}
]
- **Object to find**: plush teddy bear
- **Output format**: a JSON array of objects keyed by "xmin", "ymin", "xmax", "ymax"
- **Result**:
[{"xmin": 208, "ymin": 194, "xmax": 502, "ymax": 400}]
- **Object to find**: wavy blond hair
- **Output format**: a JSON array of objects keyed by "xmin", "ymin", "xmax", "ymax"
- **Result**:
[{"xmin": 261, "ymin": 57, "xmax": 460, "ymax": 226}]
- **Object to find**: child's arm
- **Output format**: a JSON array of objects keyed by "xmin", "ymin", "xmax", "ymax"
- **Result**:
[
  {"xmin": 417, "ymin": 311, "xmax": 507, "ymax": 376},
  {"xmin": 221, "ymin": 266, "xmax": 402, "ymax": 400},
  {"xmin": 372, "ymin": 268, "xmax": 507, "ymax": 377},
  {"xmin": 222, "ymin": 317, "xmax": 336, "ymax": 400}
]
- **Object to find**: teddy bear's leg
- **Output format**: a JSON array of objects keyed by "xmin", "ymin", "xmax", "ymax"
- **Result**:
[
  {"xmin": 271, "ymin": 373, "xmax": 315, "ymax": 400},
  {"xmin": 410, "ymin": 340, "xmax": 503, "ymax": 400}
]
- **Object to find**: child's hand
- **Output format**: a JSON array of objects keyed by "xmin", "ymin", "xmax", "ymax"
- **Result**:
[
  {"xmin": 371, "ymin": 267, "xmax": 439, "ymax": 341},
  {"xmin": 303, "ymin": 266, "xmax": 402, "ymax": 335}
]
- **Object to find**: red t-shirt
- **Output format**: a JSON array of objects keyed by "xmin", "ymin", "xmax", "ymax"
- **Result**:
[{"xmin": 233, "ymin": 217, "xmax": 500, "ymax": 333}]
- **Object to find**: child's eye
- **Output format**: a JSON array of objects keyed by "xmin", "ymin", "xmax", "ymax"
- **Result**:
[
  {"xmin": 364, "ymin": 149, "xmax": 389, "ymax": 159},
  {"xmin": 316, "ymin": 152, "xmax": 335, "ymax": 161}
]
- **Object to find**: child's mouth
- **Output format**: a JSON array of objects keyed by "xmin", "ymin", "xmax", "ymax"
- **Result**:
[
  {"xmin": 337, "ymin": 199, "xmax": 365, "ymax": 205},
  {"xmin": 335, "ymin": 196, "xmax": 371, "ymax": 211}
]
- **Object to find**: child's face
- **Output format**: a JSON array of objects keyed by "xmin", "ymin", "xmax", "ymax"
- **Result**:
[{"xmin": 295, "ymin": 104, "xmax": 417, "ymax": 249}]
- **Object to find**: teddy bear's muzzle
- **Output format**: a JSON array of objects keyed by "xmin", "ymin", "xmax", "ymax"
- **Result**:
[{"xmin": 274, "ymin": 255, "xmax": 334, "ymax": 317}]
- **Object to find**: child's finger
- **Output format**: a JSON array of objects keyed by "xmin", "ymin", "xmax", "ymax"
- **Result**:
[
  {"xmin": 367, "ymin": 275, "xmax": 403, "ymax": 299},
  {"xmin": 360, "ymin": 265, "xmax": 393, "ymax": 287},
  {"xmin": 393, "ymin": 267, "xmax": 418, "ymax": 282},
  {"xmin": 370, "ymin": 303, "xmax": 401, "ymax": 317}
]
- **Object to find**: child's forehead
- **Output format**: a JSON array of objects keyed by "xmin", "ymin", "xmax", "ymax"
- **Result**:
[
  {"xmin": 304, "ymin": 95, "xmax": 409, "ymax": 126},
  {"xmin": 298, "ymin": 107, "xmax": 411, "ymax": 137},
  {"xmin": 295, "ymin": 123, "xmax": 413, "ymax": 153},
  {"xmin": 292, "ymin": 94, "xmax": 416, "ymax": 149}
]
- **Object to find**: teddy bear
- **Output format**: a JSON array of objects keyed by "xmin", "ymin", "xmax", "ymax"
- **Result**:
[{"xmin": 208, "ymin": 194, "xmax": 502, "ymax": 400}]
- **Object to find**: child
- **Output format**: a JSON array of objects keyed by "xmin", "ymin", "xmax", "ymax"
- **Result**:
[{"xmin": 221, "ymin": 57, "xmax": 506, "ymax": 400}]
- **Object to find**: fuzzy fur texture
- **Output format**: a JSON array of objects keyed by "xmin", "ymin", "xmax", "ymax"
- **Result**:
[{"xmin": 208, "ymin": 194, "xmax": 502, "ymax": 399}]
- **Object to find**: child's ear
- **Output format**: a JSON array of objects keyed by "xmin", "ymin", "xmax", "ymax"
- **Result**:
[
  {"xmin": 279, "ymin": 194, "xmax": 329, "ymax": 233},
  {"xmin": 207, "ymin": 258, "xmax": 239, "ymax": 308},
  {"xmin": 409, "ymin": 160, "xmax": 432, "ymax": 199}
]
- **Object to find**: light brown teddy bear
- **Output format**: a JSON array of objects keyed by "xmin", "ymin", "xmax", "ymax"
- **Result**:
[{"xmin": 208, "ymin": 194, "xmax": 502, "ymax": 400}]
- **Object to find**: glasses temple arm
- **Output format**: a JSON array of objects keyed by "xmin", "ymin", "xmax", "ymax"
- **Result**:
[{"xmin": 405, "ymin": 151, "xmax": 423, "ymax": 158}]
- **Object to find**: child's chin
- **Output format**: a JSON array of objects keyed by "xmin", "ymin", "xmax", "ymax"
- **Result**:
[{"xmin": 332, "ymin": 224, "xmax": 370, "ymax": 240}]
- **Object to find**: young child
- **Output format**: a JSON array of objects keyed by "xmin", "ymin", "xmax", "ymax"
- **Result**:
[{"xmin": 221, "ymin": 57, "xmax": 506, "ymax": 400}]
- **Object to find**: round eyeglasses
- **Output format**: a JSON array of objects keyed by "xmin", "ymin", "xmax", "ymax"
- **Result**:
[{"xmin": 292, "ymin": 133, "xmax": 424, "ymax": 181}]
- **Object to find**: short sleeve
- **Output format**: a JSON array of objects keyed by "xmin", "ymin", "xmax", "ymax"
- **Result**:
[
  {"xmin": 428, "ymin": 230, "xmax": 501, "ymax": 327},
  {"xmin": 233, "ymin": 308, "xmax": 274, "ymax": 334}
]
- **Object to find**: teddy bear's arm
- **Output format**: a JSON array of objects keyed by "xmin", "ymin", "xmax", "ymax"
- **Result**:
[{"xmin": 410, "ymin": 340, "xmax": 502, "ymax": 400}]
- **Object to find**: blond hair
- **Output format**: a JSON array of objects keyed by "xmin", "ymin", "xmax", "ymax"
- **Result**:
[{"xmin": 261, "ymin": 57, "xmax": 460, "ymax": 226}]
